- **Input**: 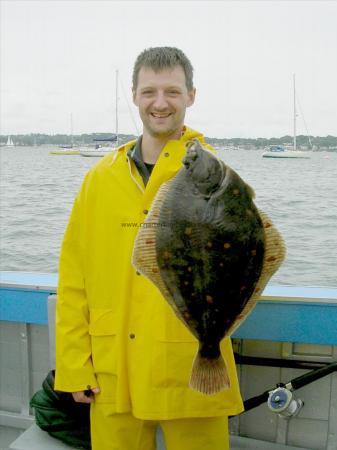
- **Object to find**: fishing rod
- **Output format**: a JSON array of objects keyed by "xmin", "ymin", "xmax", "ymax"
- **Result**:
[{"xmin": 232, "ymin": 355, "xmax": 337, "ymax": 418}]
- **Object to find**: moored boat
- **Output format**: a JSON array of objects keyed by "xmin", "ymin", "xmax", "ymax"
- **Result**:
[
  {"xmin": 263, "ymin": 75, "xmax": 311, "ymax": 159},
  {"xmin": 80, "ymin": 70, "xmax": 120, "ymax": 158},
  {"xmin": 262, "ymin": 145, "xmax": 310, "ymax": 159},
  {"xmin": 49, "ymin": 148, "xmax": 80, "ymax": 155},
  {"xmin": 78, "ymin": 145, "xmax": 114, "ymax": 157},
  {"xmin": 3, "ymin": 136, "xmax": 15, "ymax": 148}
]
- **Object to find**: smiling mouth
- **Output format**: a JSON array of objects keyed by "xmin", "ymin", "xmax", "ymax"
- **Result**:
[{"xmin": 151, "ymin": 113, "xmax": 172, "ymax": 118}]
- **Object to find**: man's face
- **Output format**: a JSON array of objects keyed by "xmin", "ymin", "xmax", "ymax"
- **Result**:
[{"xmin": 133, "ymin": 65, "xmax": 196, "ymax": 138}]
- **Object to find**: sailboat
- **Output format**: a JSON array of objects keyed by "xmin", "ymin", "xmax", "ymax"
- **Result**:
[
  {"xmin": 50, "ymin": 113, "xmax": 80, "ymax": 155},
  {"xmin": 262, "ymin": 75, "xmax": 311, "ymax": 159},
  {"xmin": 5, "ymin": 136, "xmax": 15, "ymax": 147},
  {"xmin": 80, "ymin": 70, "xmax": 120, "ymax": 157},
  {"xmin": 79, "ymin": 137, "xmax": 118, "ymax": 157}
]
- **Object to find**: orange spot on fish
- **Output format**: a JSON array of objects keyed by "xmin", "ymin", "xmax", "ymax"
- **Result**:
[
  {"xmin": 265, "ymin": 222, "xmax": 271, "ymax": 228},
  {"xmin": 152, "ymin": 268, "xmax": 159, "ymax": 273},
  {"xmin": 145, "ymin": 239, "xmax": 155, "ymax": 244},
  {"xmin": 267, "ymin": 256, "xmax": 277, "ymax": 262}
]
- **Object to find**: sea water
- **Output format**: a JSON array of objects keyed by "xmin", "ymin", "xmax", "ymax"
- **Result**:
[{"xmin": 0, "ymin": 146, "xmax": 336, "ymax": 287}]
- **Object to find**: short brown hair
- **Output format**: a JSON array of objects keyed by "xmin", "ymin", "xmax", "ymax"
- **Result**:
[{"xmin": 132, "ymin": 47, "xmax": 194, "ymax": 91}]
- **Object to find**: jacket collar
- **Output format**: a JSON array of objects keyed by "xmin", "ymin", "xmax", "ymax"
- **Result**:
[
  {"xmin": 115, "ymin": 125, "xmax": 206, "ymax": 157},
  {"xmin": 106, "ymin": 126, "xmax": 209, "ymax": 204}
]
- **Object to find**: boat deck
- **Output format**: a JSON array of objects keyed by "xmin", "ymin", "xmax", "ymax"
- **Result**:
[{"xmin": 4, "ymin": 424, "xmax": 312, "ymax": 450}]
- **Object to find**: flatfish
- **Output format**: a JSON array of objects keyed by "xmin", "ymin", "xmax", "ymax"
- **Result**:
[{"xmin": 132, "ymin": 139, "xmax": 285, "ymax": 395}]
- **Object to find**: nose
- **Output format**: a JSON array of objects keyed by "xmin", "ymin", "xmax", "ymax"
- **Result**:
[{"xmin": 152, "ymin": 91, "xmax": 169, "ymax": 110}]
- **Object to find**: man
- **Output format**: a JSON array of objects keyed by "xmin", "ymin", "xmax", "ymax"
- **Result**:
[{"xmin": 55, "ymin": 47, "xmax": 244, "ymax": 450}]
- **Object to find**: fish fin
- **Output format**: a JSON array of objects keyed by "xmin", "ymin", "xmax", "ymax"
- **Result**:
[
  {"xmin": 189, "ymin": 352, "xmax": 230, "ymax": 395},
  {"xmin": 132, "ymin": 178, "xmax": 182, "ymax": 317},
  {"xmin": 226, "ymin": 210, "xmax": 286, "ymax": 336}
]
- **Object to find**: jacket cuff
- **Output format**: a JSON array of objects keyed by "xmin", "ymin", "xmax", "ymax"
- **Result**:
[{"xmin": 54, "ymin": 368, "xmax": 98, "ymax": 393}]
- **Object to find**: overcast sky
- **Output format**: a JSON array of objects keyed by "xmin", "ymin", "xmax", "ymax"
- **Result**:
[{"xmin": 1, "ymin": 0, "xmax": 337, "ymax": 138}]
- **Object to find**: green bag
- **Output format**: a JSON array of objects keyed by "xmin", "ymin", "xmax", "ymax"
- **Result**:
[{"xmin": 30, "ymin": 370, "xmax": 91, "ymax": 449}]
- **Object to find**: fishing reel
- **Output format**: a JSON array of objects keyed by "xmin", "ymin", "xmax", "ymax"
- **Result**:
[{"xmin": 267, "ymin": 385, "xmax": 304, "ymax": 419}]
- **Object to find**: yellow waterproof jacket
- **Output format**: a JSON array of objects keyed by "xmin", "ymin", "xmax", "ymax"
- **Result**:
[{"xmin": 55, "ymin": 126, "xmax": 244, "ymax": 419}]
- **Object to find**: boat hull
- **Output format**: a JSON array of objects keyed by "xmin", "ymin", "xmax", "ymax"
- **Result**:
[
  {"xmin": 79, "ymin": 148, "xmax": 114, "ymax": 157},
  {"xmin": 49, "ymin": 150, "xmax": 80, "ymax": 155},
  {"xmin": 262, "ymin": 151, "xmax": 311, "ymax": 159}
]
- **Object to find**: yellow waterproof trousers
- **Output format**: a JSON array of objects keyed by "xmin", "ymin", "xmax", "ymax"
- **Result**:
[{"xmin": 91, "ymin": 404, "xmax": 229, "ymax": 450}]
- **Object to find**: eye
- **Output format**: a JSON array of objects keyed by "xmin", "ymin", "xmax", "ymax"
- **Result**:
[{"xmin": 142, "ymin": 90, "xmax": 154, "ymax": 96}]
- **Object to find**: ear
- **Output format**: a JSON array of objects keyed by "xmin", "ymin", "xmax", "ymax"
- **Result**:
[{"xmin": 187, "ymin": 88, "xmax": 196, "ymax": 107}]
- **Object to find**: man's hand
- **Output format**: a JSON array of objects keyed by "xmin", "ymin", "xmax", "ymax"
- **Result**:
[{"xmin": 72, "ymin": 387, "xmax": 100, "ymax": 403}]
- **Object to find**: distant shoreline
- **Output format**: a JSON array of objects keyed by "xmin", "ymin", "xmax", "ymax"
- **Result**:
[{"xmin": 1, "ymin": 133, "xmax": 336, "ymax": 151}]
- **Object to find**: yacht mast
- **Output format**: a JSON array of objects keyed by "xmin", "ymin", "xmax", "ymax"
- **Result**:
[
  {"xmin": 293, "ymin": 73, "xmax": 297, "ymax": 151},
  {"xmin": 115, "ymin": 70, "xmax": 119, "ymax": 147}
]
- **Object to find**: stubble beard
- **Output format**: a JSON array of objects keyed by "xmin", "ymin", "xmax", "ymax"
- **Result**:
[{"xmin": 147, "ymin": 126, "xmax": 178, "ymax": 139}]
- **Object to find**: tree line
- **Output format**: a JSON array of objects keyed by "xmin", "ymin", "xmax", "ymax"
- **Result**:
[
  {"xmin": 205, "ymin": 135, "xmax": 337, "ymax": 150},
  {"xmin": 1, "ymin": 133, "xmax": 337, "ymax": 150}
]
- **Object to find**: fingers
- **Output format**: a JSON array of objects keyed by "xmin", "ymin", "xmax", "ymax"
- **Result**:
[
  {"xmin": 72, "ymin": 391, "xmax": 93, "ymax": 403},
  {"xmin": 72, "ymin": 387, "xmax": 100, "ymax": 404},
  {"xmin": 91, "ymin": 387, "xmax": 100, "ymax": 394}
]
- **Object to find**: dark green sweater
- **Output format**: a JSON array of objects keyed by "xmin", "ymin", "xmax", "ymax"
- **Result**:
[{"xmin": 127, "ymin": 136, "xmax": 155, "ymax": 186}]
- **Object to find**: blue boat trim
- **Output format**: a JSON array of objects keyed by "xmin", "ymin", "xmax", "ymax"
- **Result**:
[
  {"xmin": 231, "ymin": 301, "xmax": 337, "ymax": 344},
  {"xmin": 0, "ymin": 271, "xmax": 57, "ymax": 325},
  {"xmin": 0, "ymin": 288, "xmax": 50, "ymax": 325},
  {"xmin": 1, "ymin": 271, "xmax": 337, "ymax": 344}
]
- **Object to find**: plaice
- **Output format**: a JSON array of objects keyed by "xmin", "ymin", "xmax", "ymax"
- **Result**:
[{"xmin": 132, "ymin": 139, "xmax": 286, "ymax": 395}]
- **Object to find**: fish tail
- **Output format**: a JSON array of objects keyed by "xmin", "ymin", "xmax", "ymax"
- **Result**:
[{"xmin": 189, "ymin": 353, "xmax": 230, "ymax": 395}]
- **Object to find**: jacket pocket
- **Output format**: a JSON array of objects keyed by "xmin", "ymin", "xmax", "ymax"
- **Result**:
[
  {"xmin": 89, "ymin": 309, "xmax": 118, "ymax": 375},
  {"xmin": 151, "ymin": 303, "xmax": 199, "ymax": 387}
]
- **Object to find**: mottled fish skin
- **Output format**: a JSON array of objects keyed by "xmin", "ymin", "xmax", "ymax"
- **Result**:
[{"xmin": 156, "ymin": 139, "xmax": 265, "ymax": 361}]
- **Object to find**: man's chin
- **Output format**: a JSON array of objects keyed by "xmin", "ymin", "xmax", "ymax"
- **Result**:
[{"xmin": 146, "ymin": 125, "xmax": 181, "ymax": 139}]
